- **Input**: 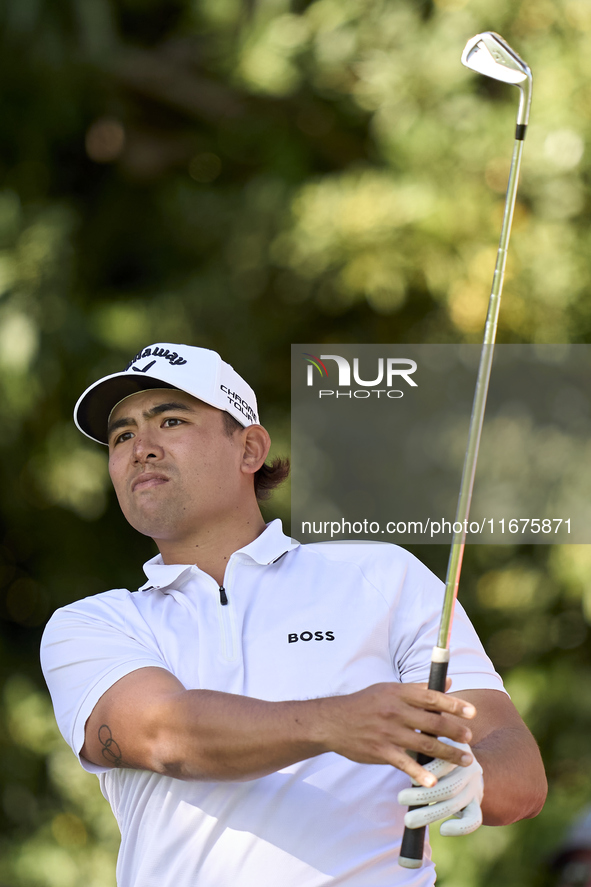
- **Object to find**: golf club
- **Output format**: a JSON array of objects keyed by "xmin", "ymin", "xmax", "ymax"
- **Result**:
[{"xmin": 398, "ymin": 32, "xmax": 532, "ymax": 869}]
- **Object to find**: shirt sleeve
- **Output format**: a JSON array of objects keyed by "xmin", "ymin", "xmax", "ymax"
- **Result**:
[
  {"xmin": 390, "ymin": 550, "xmax": 506, "ymax": 694},
  {"xmin": 40, "ymin": 590, "xmax": 169, "ymax": 774},
  {"xmin": 306, "ymin": 541, "xmax": 506, "ymax": 695}
]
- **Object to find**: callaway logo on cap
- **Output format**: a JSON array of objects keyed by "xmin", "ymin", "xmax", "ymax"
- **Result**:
[{"xmin": 74, "ymin": 343, "xmax": 259, "ymax": 445}]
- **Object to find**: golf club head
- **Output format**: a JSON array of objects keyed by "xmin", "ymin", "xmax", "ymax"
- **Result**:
[{"xmin": 462, "ymin": 32, "xmax": 532, "ymax": 131}]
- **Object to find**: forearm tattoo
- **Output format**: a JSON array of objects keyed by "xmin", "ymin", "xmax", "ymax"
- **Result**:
[{"xmin": 98, "ymin": 724, "xmax": 123, "ymax": 767}]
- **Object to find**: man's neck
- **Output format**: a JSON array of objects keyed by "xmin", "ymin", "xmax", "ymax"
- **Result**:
[{"xmin": 154, "ymin": 510, "xmax": 268, "ymax": 587}]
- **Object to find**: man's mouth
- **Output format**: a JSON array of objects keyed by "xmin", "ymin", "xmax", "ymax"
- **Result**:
[{"xmin": 131, "ymin": 473, "xmax": 169, "ymax": 493}]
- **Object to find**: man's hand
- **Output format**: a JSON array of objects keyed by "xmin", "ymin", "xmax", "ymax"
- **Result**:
[
  {"xmin": 397, "ymin": 739, "xmax": 484, "ymax": 835},
  {"xmin": 316, "ymin": 682, "xmax": 476, "ymax": 788}
]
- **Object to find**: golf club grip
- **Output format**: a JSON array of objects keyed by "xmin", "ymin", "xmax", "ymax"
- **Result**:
[{"xmin": 398, "ymin": 658, "xmax": 449, "ymax": 868}]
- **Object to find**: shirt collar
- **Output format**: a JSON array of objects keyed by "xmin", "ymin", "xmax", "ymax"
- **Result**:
[{"xmin": 138, "ymin": 519, "xmax": 299, "ymax": 591}]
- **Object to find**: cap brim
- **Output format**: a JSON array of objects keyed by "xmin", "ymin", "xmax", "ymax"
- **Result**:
[{"xmin": 75, "ymin": 374, "xmax": 176, "ymax": 445}]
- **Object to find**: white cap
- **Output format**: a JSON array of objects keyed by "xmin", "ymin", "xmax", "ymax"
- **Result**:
[{"xmin": 74, "ymin": 343, "xmax": 259, "ymax": 445}]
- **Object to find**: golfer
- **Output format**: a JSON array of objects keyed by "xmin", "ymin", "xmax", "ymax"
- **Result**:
[{"xmin": 41, "ymin": 343, "xmax": 547, "ymax": 886}]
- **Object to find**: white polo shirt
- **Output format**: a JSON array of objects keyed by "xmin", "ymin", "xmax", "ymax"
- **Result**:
[{"xmin": 41, "ymin": 520, "xmax": 504, "ymax": 887}]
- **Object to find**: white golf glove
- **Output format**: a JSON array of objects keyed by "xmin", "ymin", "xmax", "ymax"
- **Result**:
[{"xmin": 397, "ymin": 739, "xmax": 484, "ymax": 836}]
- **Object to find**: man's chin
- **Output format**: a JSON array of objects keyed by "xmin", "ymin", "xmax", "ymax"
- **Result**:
[{"xmin": 122, "ymin": 504, "xmax": 179, "ymax": 540}]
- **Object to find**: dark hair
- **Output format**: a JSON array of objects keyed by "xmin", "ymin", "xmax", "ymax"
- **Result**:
[{"xmin": 222, "ymin": 412, "xmax": 290, "ymax": 501}]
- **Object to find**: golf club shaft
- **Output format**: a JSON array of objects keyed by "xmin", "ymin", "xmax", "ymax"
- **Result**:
[
  {"xmin": 440, "ymin": 135, "xmax": 525, "ymax": 646},
  {"xmin": 398, "ymin": 135, "xmax": 526, "ymax": 868}
]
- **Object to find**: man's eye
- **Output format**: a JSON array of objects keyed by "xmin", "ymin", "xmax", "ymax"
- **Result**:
[
  {"xmin": 163, "ymin": 418, "xmax": 184, "ymax": 427},
  {"xmin": 113, "ymin": 431, "xmax": 134, "ymax": 445}
]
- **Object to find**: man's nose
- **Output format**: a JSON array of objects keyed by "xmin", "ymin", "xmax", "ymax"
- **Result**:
[{"xmin": 132, "ymin": 431, "xmax": 164, "ymax": 463}]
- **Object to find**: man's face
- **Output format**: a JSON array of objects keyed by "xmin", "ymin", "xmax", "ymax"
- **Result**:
[{"xmin": 107, "ymin": 389, "xmax": 249, "ymax": 543}]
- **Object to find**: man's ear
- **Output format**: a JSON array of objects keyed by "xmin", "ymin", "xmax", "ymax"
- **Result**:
[{"xmin": 240, "ymin": 425, "xmax": 271, "ymax": 475}]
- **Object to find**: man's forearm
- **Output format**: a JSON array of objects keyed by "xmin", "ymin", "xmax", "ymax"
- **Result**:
[
  {"xmin": 154, "ymin": 690, "xmax": 328, "ymax": 781},
  {"xmin": 474, "ymin": 725, "xmax": 547, "ymax": 825},
  {"xmin": 86, "ymin": 670, "xmax": 477, "ymax": 785},
  {"xmin": 450, "ymin": 688, "xmax": 547, "ymax": 826},
  {"xmin": 154, "ymin": 684, "xmax": 476, "ymax": 783}
]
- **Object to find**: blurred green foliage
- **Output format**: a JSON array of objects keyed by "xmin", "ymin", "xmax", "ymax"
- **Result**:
[{"xmin": 1, "ymin": 0, "xmax": 590, "ymax": 883}]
